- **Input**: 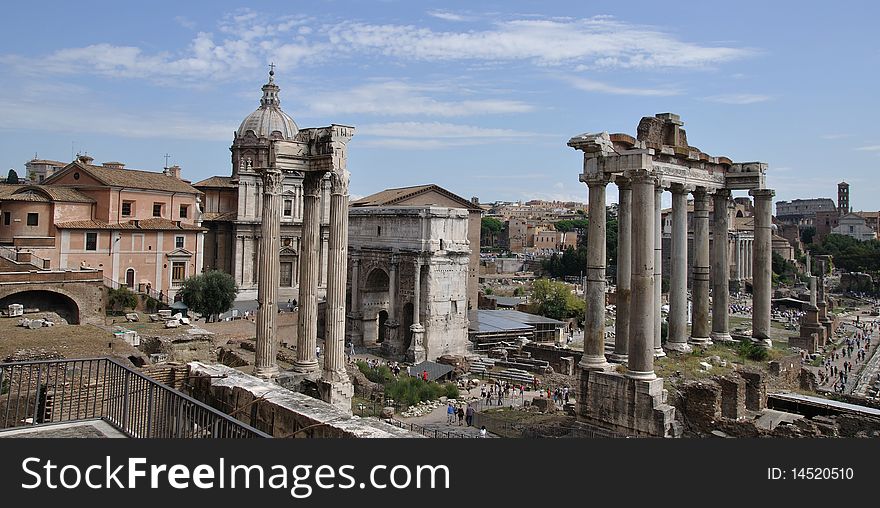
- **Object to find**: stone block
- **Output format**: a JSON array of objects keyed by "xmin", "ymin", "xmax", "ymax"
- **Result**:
[
  {"xmin": 739, "ymin": 370, "xmax": 767, "ymax": 411},
  {"xmin": 718, "ymin": 376, "xmax": 746, "ymax": 420}
]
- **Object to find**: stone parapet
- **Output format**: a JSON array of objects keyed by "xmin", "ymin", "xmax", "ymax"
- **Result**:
[{"xmin": 576, "ymin": 369, "xmax": 679, "ymax": 437}]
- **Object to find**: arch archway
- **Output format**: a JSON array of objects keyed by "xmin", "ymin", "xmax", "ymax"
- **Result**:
[
  {"xmin": 402, "ymin": 302, "xmax": 414, "ymax": 352},
  {"xmin": 364, "ymin": 268, "xmax": 389, "ymax": 292},
  {"xmin": 125, "ymin": 268, "xmax": 135, "ymax": 288},
  {"xmin": 0, "ymin": 290, "xmax": 80, "ymax": 324}
]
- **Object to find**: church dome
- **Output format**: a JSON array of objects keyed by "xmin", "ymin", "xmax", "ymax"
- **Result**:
[{"xmin": 236, "ymin": 67, "xmax": 298, "ymax": 140}]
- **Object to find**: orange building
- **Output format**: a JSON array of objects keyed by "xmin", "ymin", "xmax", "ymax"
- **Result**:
[{"xmin": 0, "ymin": 155, "xmax": 205, "ymax": 301}]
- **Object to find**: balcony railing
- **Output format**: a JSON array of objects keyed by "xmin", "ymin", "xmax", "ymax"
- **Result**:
[{"xmin": 0, "ymin": 358, "xmax": 269, "ymax": 438}]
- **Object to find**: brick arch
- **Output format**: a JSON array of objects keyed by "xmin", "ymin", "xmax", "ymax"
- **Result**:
[{"xmin": 0, "ymin": 289, "xmax": 81, "ymax": 324}]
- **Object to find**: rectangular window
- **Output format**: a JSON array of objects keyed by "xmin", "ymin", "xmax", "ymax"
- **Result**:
[
  {"xmin": 26, "ymin": 213, "xmax": 38, "ymax": 226},
  {"xmin": 179, "ymin": 204, "xmax": 189, "ymax": 219},
  {"xmin": 175, "ymin": 236, "xmax": 184, "ymax": 249},
  {"xmin": 171, "ymin": 262, "xmax": 186, "ymax": 286},
  {"xmin": 283, "ymin": 199, "xmax": 293, "ymax": 217},
  {"xmin": 3, "ymin": 212, "xmax": 9, "ymax": 226},
  {"xmin": 85, "ymin": 232, "xmax": 97, "ymax": 251},
  {"xmin": 153, "ymin": 203, "xmax": 163, "ymax": 217},
  {"xmin": 121, "ymin": 201, "xmax": 134, "ymax": 216}
]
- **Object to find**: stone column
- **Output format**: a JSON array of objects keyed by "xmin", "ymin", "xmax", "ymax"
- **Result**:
[
  {"xmin": 750, "ymin": 189, "xmax": 774, "ymax": 344},
  {"xmin": 294, "ymin": 171, "xmax": 323, "ymax": 375},
  {"xmin": 711, "ymin": 189, "xmax": 732, "ymax": 343},
  {"xmin": 580, "ymin": 174, "xmax": 610, "ymax": 371},
  {"xmin": 653, "ymin": 184, "xmax": 666, "ymax": 357},
  {"xmin": 320, "ymin": 170, "xmax": 354, "ymax": 410},
  {"xmin": 610, "ymin": 177, "xmax": 631, "ymax": 363},
  {"xmin": 810, "ymin": 276, "xmax": 817, "ymax": 308},
  {"xmin": 408, "ymin": 257, "xmax": 426, "ymax": 363},
  {"xmin": 347, "ymin": 252, "xmax": 362, "ymax": 345},
  {"xmin": 689, "ymin": 187, "xmax": 712, "ymax": 346},
  {"xmin": 627, "ymin": 170, "xmax": 656, "ymax": 380},
  {"xmin": 667, "ymin": 184, "xmax": 691, "ymax": 352},
  {"xmin": 254, "ymin": 169, "xmax": 283, "ymax": 378},
  {"xmin": 384, "ymin": 254, "xmax": 400, "ymax": 353}
]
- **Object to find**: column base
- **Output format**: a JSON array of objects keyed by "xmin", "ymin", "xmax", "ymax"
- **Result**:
[
  {"xmin": 653, "ymin": 347, "xmax": 666, "ymax": 358},
  {"xmin": 710, "ymin": 332, "xmax": 734, "ymax": 343},
  {"xmin": 625, "ymin": 369, "xmax": 657, "ymax": 380},
  {"xmin": 665, "ymin": 342, "xmax": 692, "ymax": 353},
  {"xmin": 576, "ymin": 370, "xmax": 679, "ymax": 437},
  {"xmin": 688, "ymin": 337, "xmax": 713, "ymax": 347},
  {"xmin": 578, "ymin": 355, "xmax": 613, "ymax": 372},
  {"xmin": 291, "ymin": 360, "xmax": 320, "ymax": 377},
  {"xmin": 253, "ymin": 364, "xmax": 280, "ymax": 379},
  {"xmin": 608, "ymin": 353, "xmax": 628, "ymax": 364}
]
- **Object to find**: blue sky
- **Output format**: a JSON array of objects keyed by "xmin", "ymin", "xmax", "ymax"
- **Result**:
[{"xmin": 1, "ymin": 1, "xmax": 878, "ymax": 210}]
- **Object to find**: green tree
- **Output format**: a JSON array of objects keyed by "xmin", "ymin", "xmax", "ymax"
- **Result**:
[
  {"xmin": 178, "ymin": 270, "xmax": 238, "ymax": 322},
  {"xmin": 6, "ymin": 169, "xmax": 19, "ymax": 184},
  {"xmin": 531, "ymin": 278, "xmax": 583, "ymax": 321},
  {"xmin": 800, "ymin": 226, "xmax": 816, "ymax": 245},
  {"xmin": 107, "ymin": 286, "xmax": 138, "ymax": 314},
  {"xmin": 481, "ymin": 217, "xmax": 504, "ymax": 247}
]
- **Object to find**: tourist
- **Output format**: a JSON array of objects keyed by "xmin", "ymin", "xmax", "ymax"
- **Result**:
[
  {"xmin": 465, "ymin": 404, "xmax": 475, "ymax": 426},
  {"xmin": 447, "ymin": 403, "xmax": 455, "ymax": 424},
  {"xmin": 497, "ymin": 390, "xmax": 503, "ymax": 406},
  {"xmin": 422, "ymin": 370, "xmax": 429, "ymax": 382},
  {"xmin": 479, "ymin": 426, "xmax": 487, "ymax": 438},
  {"xmin": 457, "ymin": 405, "xmax": 464, "ymax": 426}
]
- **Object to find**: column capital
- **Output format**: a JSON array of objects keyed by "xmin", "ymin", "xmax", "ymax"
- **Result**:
[
  {"xmin": 713, "ymin": 188, "xmax": 732, "ymax": 199},
  {"xmin": 628, "ymin": 169, "xmax": 656, "ymax": 185},
  {"xmin": 261, "ymin": 168, "xmax": 284, "ymax": 195},
  {"xmin": 614, "ymin": 176, "xmax": 631, "ymax": 190},
  {"xmin": 390, "ymin": 253, "xmax": 400, "ymax": 266},
  {"xmin": 302, "ymin": 171, "xmax": 324, "ymax": 196},
  {"xmin": 749, "ymin": 188, "xmax": 776, "ymax": 199},
  {"xmin": 669, "ymin": 182, "xmax": 694, "ymax": 195},
  {"xmin": 329, "ymin": 169, "xmax": 350, "ymax": 196},
  {"xmin": 579, "ymin": 172, "xmax": 612, "ymax": 187}
]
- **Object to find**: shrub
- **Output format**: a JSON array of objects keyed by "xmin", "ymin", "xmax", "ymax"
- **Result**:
[
  {"xmin": 356, "ymin": 361, "xmax": 394, "ymax": 384},
  {"xmin": 736, "ymin": 340, "xmax": 769, "ymax": 361},
  {"xmin": 107, "ymin": 286, "xmax": 138, "ymax": 314}
]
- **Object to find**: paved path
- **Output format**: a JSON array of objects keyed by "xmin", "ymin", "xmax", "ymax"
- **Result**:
[{"xmin": 814, "ymin": 314, "xmax": 879, "ymax": 395}]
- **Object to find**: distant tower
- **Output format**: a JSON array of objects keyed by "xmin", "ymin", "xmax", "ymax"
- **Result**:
[{"xmin": 837, "ymin": 181, "xmax": 850, "ymax": 215}]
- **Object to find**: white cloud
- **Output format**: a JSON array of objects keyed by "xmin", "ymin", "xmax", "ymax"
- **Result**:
[
  {"xmin": 174, "ymin": 16, "xmax": 197, "ymax": 30},
  {"xmin": 702, "ymin": 94, "xmax": 771, "ymax": 104},
  {"xmin": 304, "ymin": 81, "xmax": 533, "ymax": 117},
  {"xmin": 1, "ymin": 13, "xmax": 754, "ymax": 86},
  {"xmin": 355, "ymin": 121, "xmax": 546, "ymax": 149},
  {"xmin": 855, "ymin": 145, "xmax": 880, "ymax": 151},
  {"xmin": 426, "ymin": 10, "xmax": 471, "ymax": 22},
  {"xmin": 327, "ymin": 16, "xmax": 752, "ymax": 68},
  {"xmin": 566, "ymin": 77, "xmax": 681, "ymax": 96}
]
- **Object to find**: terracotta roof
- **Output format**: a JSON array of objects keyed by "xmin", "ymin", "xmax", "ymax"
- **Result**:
[
  {"xmin": 0, "ymin": 184, "xmax": 94, "ymax": 203},
  {"xmin": 55, "ymin": 218, "xmax": 205, "ymax": 231},
  {"xmin": 194, "ymin": 176, "xmax": 236, "ymax": 188},
  {"xmin": 352, "ymin": 184, "xmax": 481, "ymax": 211},
  {"xmin": 45, "ymin": 161, "xmax": 202, "ymax": 195}
]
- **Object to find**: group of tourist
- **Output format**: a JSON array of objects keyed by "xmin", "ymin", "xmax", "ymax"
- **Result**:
[
  {"xmin": 446, "ymin": 402, "xmax": 476, "ymax": 427},
  {"xmin": 816, "ymin": 319, "xmax": 875, "ymax": 393},
  {"xmin": 479, "ymin": 380, "xmax": 525, "ymax": 407}
]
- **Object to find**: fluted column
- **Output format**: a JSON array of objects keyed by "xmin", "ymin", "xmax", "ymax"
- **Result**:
[
  {"xmin": 294, "ymin": 171, "xmax": 323, "ymax": 374},
  {"xmin": 385, "ymin": 254, "xmax": 400, "ymax": 351},
  {"xmin": 254, "ymin": 169, "xmax": 283, "ymax": 378},
  {"xmin": 627, "ymin": 170, "xmax": 656, "ymax": 379},
  {"xmin": 750, "ymin": 188, "xmax": 774, "ymax": 343},
  {"xmin": 408, "ymin": 257, "xmax": 426, "ymax": 363},
  {"xmin": 323, "ymin": 169, "xmax": 350, "ymax": 383},
  {"xmin": 711, "ymin": 189, "xmax": 732, "ymax": 342},
  {"xmin": 667, "ymin": 183, "xmax": 691, "ymax": 352},
  {"xmin": 610, "ymin": 177, "xmax": 631, "ymax": 363},
  {"xmin": 653, "ymin": 184, "xmax": 666, "ymax": 357},
  {"xmin": 689, "ymin": 187, "xmax": 712, "ymax": 346},
  {"xmin": 347, "ymin": 252, "xmax": 362, "ymax": 345},
  {"xmin": 580, "ymin": 174, "xmax": 610, "ymax": 370}
]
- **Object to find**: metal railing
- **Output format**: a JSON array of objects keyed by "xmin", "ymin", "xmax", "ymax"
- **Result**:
[
  {"xmin": 103, "ymin": 277, "xmax": 169, "ymax": 304},
  {"xmin": 0, "ymin": 245, "xmax": 48, "ymax": 269},
  {"xmin": 386, "ymin": 418, "xmax": 477, "ymax": 439},
  {"xmin": 0, "ymin": 358, "xmax": 269, "ymax": 438}
]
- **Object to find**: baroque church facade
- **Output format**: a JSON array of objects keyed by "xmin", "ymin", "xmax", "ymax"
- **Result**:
[{"xmin": 196, "ymin": 71, "xmax": 331, "ymax": 301}]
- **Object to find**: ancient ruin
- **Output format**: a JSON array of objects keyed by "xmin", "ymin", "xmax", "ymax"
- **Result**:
[{"xmin": 568, "ymin": 113, "xmax": 774, "ymax": 437}]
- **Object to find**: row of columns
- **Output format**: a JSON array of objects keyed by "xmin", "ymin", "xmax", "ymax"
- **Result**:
[
  {"xmin": 736, "ymin": 238, "xmax": 754, "ymax": 280},
  {"xmin": 580, "ymin": 169, "xmax": 775, "ymax": 380}
]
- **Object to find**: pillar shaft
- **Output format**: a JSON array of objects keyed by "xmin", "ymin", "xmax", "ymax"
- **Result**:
[
  {"xmin": 611, "ymin": 178, "xmax": 631, "ymax": 363},
  {"xmin": 711, "ymin": 190, "xmax": 732, "ymax": 342},
  {"xmin": 690, "ymin": 188, "xmax": 712, "ymax": 345},
  {"xmin": 667, "ymin": 184, "xmax": 690, "ymax": 351},
  {"xmin": 351, "ymin": 255, "xmax": 361, "ymax": 314},
  {"xmin": 580, "ymin": 177, "xmax": 609, "ymax": 370},
  {"xmin": 388, "ymin": 256, "xmax": 399, "ymax": 324},
  {"xmin": 408, "ymin": 258, "xmax": 426, "ymax": 362},
  {"xmin": 323, "ymin": 170, "xmax": 349, "ymax": 382},
  {"xmin": 750, "ymin": 189, "xmax": 774, "ymax": 342},
  {"xmin": 627, "ymin": 170, "xmax": 656, "ymax": 379},
  {"xmin": 653, "ymin": 185, "xmax": 665, "ymax": 357},
  {"xmin": 254, "ymin": 169, "xmax": 283, "ymax": 377},
  {"xmin": 412, "ymin": 259, "xmax": 421, "ymax": 326},
  {"xmin": 294, "ymin": 172, "xmax": 323, "ymax": 373},
  {"xmin": 810, "ymin": 276, "xmax": 817, "ymax": 308}
]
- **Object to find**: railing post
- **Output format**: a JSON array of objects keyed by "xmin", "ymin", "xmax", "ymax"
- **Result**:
[
  {"xmin": 121, "ymin": 369, "xmax": 131, "ymax": 433},
  {"xmin": 32, "ymin": 364, "xmax": 43, "ymax": 425},
  {"xmin": 146, "ymin": 383, "xmax": 154, "ymax": 438}
]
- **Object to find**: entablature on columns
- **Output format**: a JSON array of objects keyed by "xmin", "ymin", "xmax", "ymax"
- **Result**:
[{"xmin": 271, "ymin": 124, "xmax": 355, "ymax": 174}]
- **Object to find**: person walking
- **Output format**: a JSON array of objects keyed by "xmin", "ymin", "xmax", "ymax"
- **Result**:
[
  {"xmin": 465, "ymin": 404, "xmax": 474, "ymax": 427},
  {"xmin": 457, "ymin": 405, "xmax": 465, "ymax": 426},
  {"xmin": 479, "ymin": 426, "xmax": 487, "ymax": 438},
  {"xmin": 446, "ymin": 403, "xmax": 455, "ymax": 424}
]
